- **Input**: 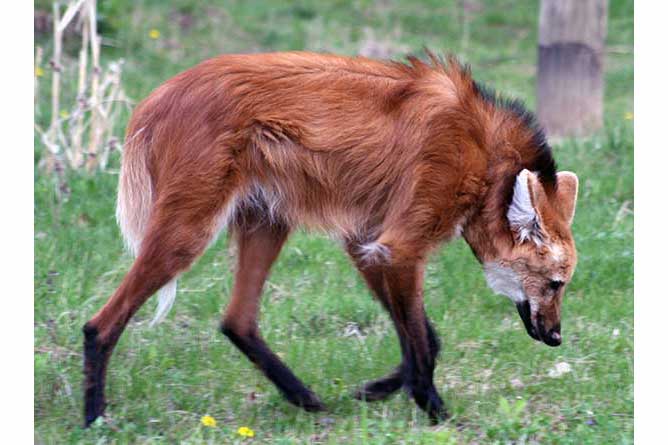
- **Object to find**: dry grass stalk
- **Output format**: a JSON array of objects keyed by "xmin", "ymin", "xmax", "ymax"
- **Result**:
[
  {"xmin": 45, "ymin": 1, "xmax": 63, "ymax": 173},
  {"xmin": 57, "ymin": 0, "xmax": 87, "ymax": 30},
  {"xmin": 71, "ymin": 10, "xmax": 89, "ymax": 168},
  {"xmin": 34, "ymin": 46, "xmax": 43, "ymax": 111},
  {"xmin": 97, "ymin": 62, "xmax": 127, "ymax": 170},
  {"xmin": 86, "ymin": 0, "xmax": 102, "ymax": 172},
  {"xmin": 36, "ymin": 0, "xmax": 131, "ymax": 175}
]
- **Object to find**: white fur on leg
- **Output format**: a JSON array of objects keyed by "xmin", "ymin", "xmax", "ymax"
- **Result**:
[
  {"xmin": 208, "ymin": 194, "xmax": 239, "ymax": 248},
  {"xmin": 148, "ymin": 196, "xmax": 240, "ymax": 325},
  {"xmin": 150, "ymin": 279, "xmax": 177, "ymax": 326},
  {"xmin": 358, "ymin": 241, "xmax": 391, "ymax": 265}
]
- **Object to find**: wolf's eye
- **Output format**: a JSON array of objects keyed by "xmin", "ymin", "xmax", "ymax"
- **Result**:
[{"xmin": 549, "ymin": 280, "xmax": 564, "ymax": 291}]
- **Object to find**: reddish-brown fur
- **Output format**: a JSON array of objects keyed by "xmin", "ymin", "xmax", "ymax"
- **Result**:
[{"xmin": 83, "ymin": 51, "xmax": 578, "ymax": 426}]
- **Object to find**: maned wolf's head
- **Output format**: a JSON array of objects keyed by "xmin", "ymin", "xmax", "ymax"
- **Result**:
[{"xmin": 484, "ymin": 169, "xmax": 579, "ymax": 347}]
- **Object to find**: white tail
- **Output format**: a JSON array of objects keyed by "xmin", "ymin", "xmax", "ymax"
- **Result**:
[{"xmin": 115, "ymin": 127, "xmax": 177, "ymax": 325}]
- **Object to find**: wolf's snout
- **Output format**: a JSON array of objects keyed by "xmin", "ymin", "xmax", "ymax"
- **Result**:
[
  {"xmin": 543, "ymin": 328, "xmax": 562, "ymax": 347},
  {"xmin": 516, "ymin": 302, "xmax": 562, "ymax": 346},
  {"xmin": 538, "ymin": 319, "xmax": 562, "ymax": 347},
  {"xmin": 515, "ymin": 301, "xmax": 539, "ymax": 341}
]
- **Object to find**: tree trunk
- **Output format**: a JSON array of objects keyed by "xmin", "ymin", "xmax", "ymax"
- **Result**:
[{"xmin": 537, "ymin": 0, "xmax": 608, "ymax": 138}]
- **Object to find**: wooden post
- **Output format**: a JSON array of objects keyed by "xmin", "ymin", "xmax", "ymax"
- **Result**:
[{"xmin": 537, "ymin": 0, "xmax": 608, "ymax": 138}]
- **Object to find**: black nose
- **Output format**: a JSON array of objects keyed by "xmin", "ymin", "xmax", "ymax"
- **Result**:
[
  {"xmin": 543, "ymin": 327, "xmax": 562, "ymax": 347},
  {"xmin": 548, "ymin": 330, "xmax": 562, "ymax": 346}
]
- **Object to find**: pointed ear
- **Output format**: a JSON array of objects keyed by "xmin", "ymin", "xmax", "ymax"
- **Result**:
[
  {"xmin": 556, "ymin": 171, "xmax": 579, "ymax": 226},
  {"xmin": 507, "ymin": 169, "xmax": 544, "ymax": 244}
]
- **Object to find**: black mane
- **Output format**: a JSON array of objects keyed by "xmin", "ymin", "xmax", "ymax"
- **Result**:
[{"xmin": 473, "ymin": 80, "xmax": 558, "ymax": 188}]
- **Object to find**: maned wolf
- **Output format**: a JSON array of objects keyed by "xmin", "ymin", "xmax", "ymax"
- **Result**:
[{"xmin": 83, "ymin": 51, "xmax": 578, "ymax": 426}]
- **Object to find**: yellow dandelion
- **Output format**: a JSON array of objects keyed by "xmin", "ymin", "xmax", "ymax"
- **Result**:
[
  {"xmin": 149, "ymin": 28, "xmax": 161, "ymax": 39},
  {"xmin": 59, "ymin": 110, "xmax": 70, "ymax": 119},
  {"xmin": 237, "ymin": 426, "xmax": 255, "ymax": 438},
  {"xmin": 35, "ymin": 66, "xmax": 45, "ymax": 77},
  {"xmin": 624, "ymin": 112, "xmax": 633, "ymax": 121},
  {"xmin": 200, "ymin": 415, "xmax": 217, "ymax": 428}
]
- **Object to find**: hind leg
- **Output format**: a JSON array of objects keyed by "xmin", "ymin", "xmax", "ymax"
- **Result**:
[
  {"xmin": 82, "ymin": 195, "xmax": 234, "ymax": 426},
  {"xmin": 221, "ymin": 220, "xmax": 325, "ymax": 412}
]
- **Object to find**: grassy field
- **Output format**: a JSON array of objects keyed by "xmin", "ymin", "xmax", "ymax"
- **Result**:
[{"xmin": 34, "ymin": 1, "xmax": 633, "ymax": 443}]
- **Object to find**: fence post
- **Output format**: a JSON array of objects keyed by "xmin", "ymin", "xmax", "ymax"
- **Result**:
[{"xmin": 536, "ymin": 0, "xmax": 608, "ymax": 138}]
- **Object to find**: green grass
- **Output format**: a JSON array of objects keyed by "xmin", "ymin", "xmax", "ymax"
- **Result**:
[{"xmin": 34, "ymin": 1, "xmax": 633, "ymax": 443}]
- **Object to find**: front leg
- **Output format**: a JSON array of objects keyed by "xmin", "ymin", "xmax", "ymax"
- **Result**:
[
  {"xmin": 354, "ymin": 317, "xmax": 441, "ymax": 402},
  {"xmin": 346, "ymin": 243, "xmax": 443, "ymax": 405},
  {"xmin": 345, "ymin": 255, "xmax": 404, "ymax": 401},
  {"xmin": 383, "ymin": 262, "xmax": 448, "ymax": 423},
  {"xmin": 354, "ymin": 366, "xmax": 404, "ymax": 402}
]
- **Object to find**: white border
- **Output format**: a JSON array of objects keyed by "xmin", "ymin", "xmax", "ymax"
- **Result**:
[
  {"xmin": 635, "ymin": 1, "xmax": 668, "ymax": 442},
  {"xmin": 3, "ymin": 1, "xmax": 653, "ymax": 442},
  {"xmin": 1, "ymin": 0, "xmax": 35, "ymax": 439}
]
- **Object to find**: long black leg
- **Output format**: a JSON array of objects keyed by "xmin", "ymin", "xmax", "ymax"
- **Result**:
[
  {"xmin": 383, "ymin": 262, "xmax": 448, "ymax": 423},
  {"xmin": 221, "ymin": 221, "xmax": 324, "ymax": 412},
  {"xmin": 221, "ymin": 328, "xmax": 325, "ymax": 411},
  {"xmin": 345, "ymin": 245, "xmax": 407, "ymax": 401},
  {"xmin": 346, "ymin": 243, "xmax": 443, "ymax": 410}
]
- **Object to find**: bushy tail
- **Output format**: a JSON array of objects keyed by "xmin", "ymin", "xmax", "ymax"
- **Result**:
[{"xmin": 116, "ymin": 127, "xmax": 176, "ymax": 325}]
